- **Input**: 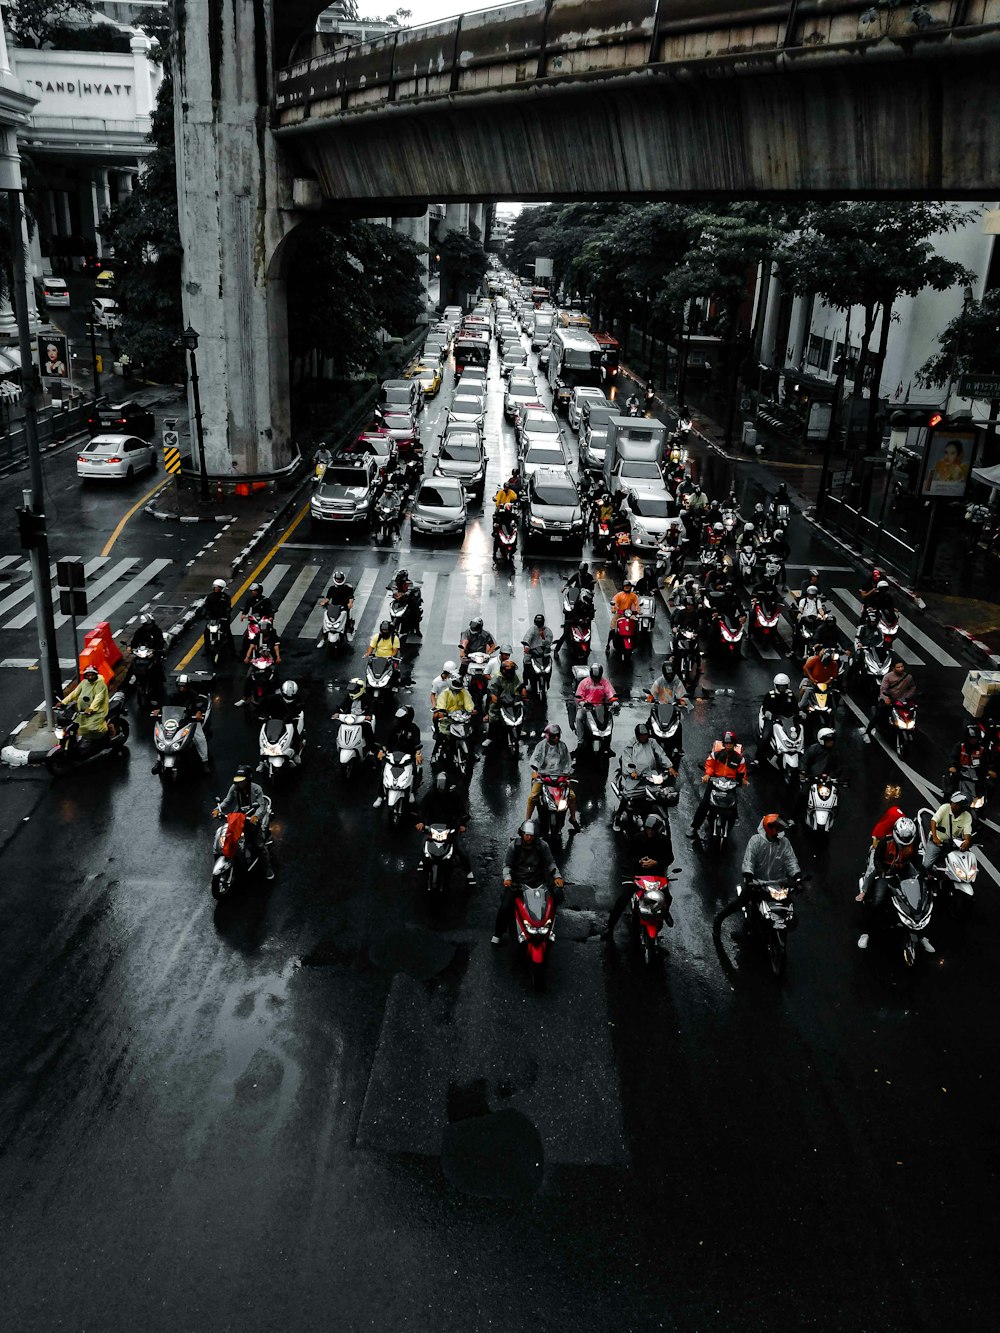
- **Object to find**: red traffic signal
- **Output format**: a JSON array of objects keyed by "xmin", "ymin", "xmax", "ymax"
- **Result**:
[{"xmin": 928, "ymin": 411, "xmax": 944, "ymax": 429}]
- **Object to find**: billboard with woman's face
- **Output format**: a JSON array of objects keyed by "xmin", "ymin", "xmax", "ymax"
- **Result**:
[
  {"xmin": 37, "ymin": 334, "xmax": 69, "ymax": 381},
  {"xmin": 921, "ymin": 430, "xmax": 977, "ymax": 498}
]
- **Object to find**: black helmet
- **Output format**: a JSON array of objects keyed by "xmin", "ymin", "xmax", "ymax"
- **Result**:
[
  {"xmin": 534, "ymin": 613, "xmax": 545, "ymax": 627},
  {"xmin": 396, "ymin": 704, "xmax": 414, "ymax": 725},
  {"xmin": 333, "ymin": 569, "xmax": 346, "ymax": 585},
  {"xmin": 589, "ymin": 663, "xmax": 603, "ymax": 682},
  {"xmin": 578, "ymin": 562, "xmax": 589, "ymax": 575},
  {"xmin": 396, "ymin": 567, "xmax": 409, "ymax": 582},
  {"xmin": 660, "ymin": 661, "xmax": 675, "ymax": 680},
  {"xmin": 635, "ymin": 723, "xmax": 650, "ymax": 741},
  {"xmin": 379, "ymin": 619, "xmax": 392, "ymax": 636},
  {"xmin": 469, "ymin": 616, "xmax": 483, "ymax": 633},
  {"xmin": 233, "ymin": 763, "xmax": 253, "ymax": 784}
]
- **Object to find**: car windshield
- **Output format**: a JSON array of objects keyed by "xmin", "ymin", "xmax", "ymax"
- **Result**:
[
  {"xmin": 441, "ymin": 442, "xmax": 481, "ymax": 462},
  {"xmin": 83, "ymin": 440, "xmax": 118, "ymax": 453},
  {"xmin": 588, "ymin": 405, "xmax": 616, "ymax": 424},
  {"xmin": 620, "ymin": 461, "xmax": 660, "ymax": 477},
  {"xmin": 630, "ymin": 493, "xmax": 671, "ymax": 518},
  {"xmin": 419, "ymin": 484, "xmax": 460, "ymax": 507},
  {"xmin": 382, "ymin": 414, "xmax": 410, "ymax": 429},
  {"xmin": 534, "ymin": 480, "xmax": 578, "ymax": 506},
  {"xmin": 525, "ymin": 417, "xmax": 559, "ymax": 434},
  {"xmin": 323, "ymin": 469, "xmax": 369, "ymax": 490},
  {"xmin": 452, "ymin": 399, "xmax": 483, "ymax": 414}
]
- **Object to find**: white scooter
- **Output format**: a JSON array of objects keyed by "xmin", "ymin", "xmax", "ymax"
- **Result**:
[
  {"xmin": 333, "ymin": 708, "xmax": 371, "ymax": 780},
  {"xmin": 804, "ymin": 775, "xmax": 840, "ymax": 833},
  {"xmin": 758, "ymin": 706, "xmax": 804, "ymax": 785},
  {"xmin": 917, "ymin": 806, "xmax": 978, "ymax": 903},
  {"xmin": 636, "ymin": 593, "xmax": 657, "ymax": 640},
  {"xmin": 258, "ymin": 710, "xmax": 305, "ymax": 779},
  {"xmin": 379, "ymin": 749, "xmax": 417, "ymax": 825},
  {"xmin": 318, "ymin": 604, "xmax": 352, "ymax": 652}
]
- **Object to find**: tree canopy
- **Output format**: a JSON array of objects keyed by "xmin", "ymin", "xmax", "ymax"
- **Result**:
[{"xmin": 917, "ymin": 290, "xmax": 1000, "ymax": 390}]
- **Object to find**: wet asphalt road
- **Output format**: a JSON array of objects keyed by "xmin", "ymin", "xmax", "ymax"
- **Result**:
[{"xmin": 1, "ymin": 321, "xmax": 998, "ymax": 1331}]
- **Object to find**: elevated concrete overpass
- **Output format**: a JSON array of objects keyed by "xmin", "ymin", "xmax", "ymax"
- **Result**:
[{"xmin": 175, "ymin": 0, "xmax": 1000, "ymax": 475}]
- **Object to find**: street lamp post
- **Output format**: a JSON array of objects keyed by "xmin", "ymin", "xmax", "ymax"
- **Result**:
[
  {"xmin": 87, "ymin": 320, "xmax": 102, "ymax": 400},
  {"xmin": 179, "ymin": 325, "xmax": 209, "ymax": 502}
]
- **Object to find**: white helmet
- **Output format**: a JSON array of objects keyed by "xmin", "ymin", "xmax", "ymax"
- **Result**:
[
  {"xmin": 212, "ymin": 578, "xmax": 226, "ymax": 590},
  {"xmin": 806, "ymin": 584, "xmax": 819, "ymax": 597},
  {"xmin": 817, "ymin": 727, "xmax": 835, "ymax": 743},
  {"xmin": 744, "ymin": 522, "xmax": 755, "ymax": 534},
  {"xmin": 774, "ymin": 673, "xmax": 791, "ymax": 690},
  {"xmin": 281, "ymin": 680, "xmax": 298, "ymax": 700},
  {"xmin": 892, "ymin": 816, "xmax": 916, "ymax": 846},
  {"xmin": 442, "ymin": 660, "xmax": 458, "ymax": 675}
]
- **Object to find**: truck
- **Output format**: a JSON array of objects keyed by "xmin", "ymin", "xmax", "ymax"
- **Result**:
[
  {"xmin": 602, "ymin": 417, "xmax": 670, "ymax": 495},
  {"xmin": 531, "ymin": 309, "xmax": 555, "ymax": 352}
]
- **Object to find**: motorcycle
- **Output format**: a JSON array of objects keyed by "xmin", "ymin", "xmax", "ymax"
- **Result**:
[
  {"xmin": 636, "ymin": 593, "xmax": 657, "ymax": 640},
  {"xmin": 721, "ymin": 508, "xmax": 740, "ymax": 541},
  {"xmin": 737, "ymin": 875, "xmax": 805, "ymax": 979},
  {"xmin": 244, "ymin": 648, "xmax": 277, "ymax": 714},
  {"xmin": 524, "ymin": 650, "xmax": 553, "ymax": 704},
  {"xmin": 421, "ymin": 823, "xmax": 459, "ymax": 894},
  {"xmin": 622, "ymin": 873, "xmax": 674, "ymax": 967},
  {"xmin": 854, "ymin": 639, "xmax": 892, "ymax": 695},
  {"xmin": 624, "ymin": 395, "xmax": 641, "ymax": 417},
  {"xmin": 153, "ymin": 691, "xmax": 213, "ymax": 784},
  {"xmin": 463, "ymin": 651, "xmax": 493, "ymax": 717},
  {"xmin": 878, "ymin": 606, "xmax": 901, "ymax": 647},
  {"xmin": 534, "ymin": 773, "xmax": 575, "ymax": 841},
  {"xmin": 611, "ymin": 767, "xmax": 678, "ymax": 838},
  {"xmin": 128, "ymin": 643, "xmax": 164, "ymax": 711},
  {"xmin": 750, "ymin": 594, "xmax": 781, "ymax": 646},
  {"xmin": 205, "ymin": 618, "xmax": 229, "ymax": 669},
  {"xmin": 435, "ymin": 708, "xmax": 474, "ymax": 778},
  {"xmin": 257, "ymin": 710, "xmax": 305, "ymax": 780},
  {"xmin": 572, "ymin": 690, "xmax": 616, "ymax": 762},
  {"xmin": 495, "ymin": 697, "xmax": 525, "ymax": 755},
  {"xmin": 711, "ymin": 608, "xmax": 745, "ymax": 660},
  {"xmin": 948, "ymin": 761, "xmax": 992, "ymax": 813},
  {"xmin": 769, "ymin": 499, "xmax": 790, "ymax": 529},
  {"xmin": 313, "ymin": 447, "xmax": 332, "ymax": 484},
  {"xmin": 387, "ymin": 583, "xmax": 422, "ymax": 639},
  {"xmin": 365, "ymin": 655, "xmax": 399, "ymax": 711},
  {"xmin": 210, "ymin": 795, "xmax": 273, "ymax": 900},
  {"xmin": 46, "ymin": 692, "xmax": 130, "ymax": 776},
  {"xmin": 511, "ymin": 880, "xmax": 557, "ymax": 988},
  {"xmin": 610, "ymin": 530, "xmax": 631, "ymax": 579},
  {"xmin": 703, "ymin": 775, "xmax": 739, "ymax": 851},
  {"xmin": 647, "ymin": 700, "xmax": 684, "ymax": 764},
  {"xmin": 494, "ymin": 518, "xmax": 518, "ymax": 567},
  {"xmin": 374, "ymin": 488, "xmax": 405, "ymax": 542},
  {"xmin": 888, "ymin": 698, "xmax": 917, "ymax": 757},
  {"xmin": 379, "ymin": 749, "xmax": 417, "ymax": 825},
  {"xmin": 804, "ymin": 775, "xmax": 840, "ymax": 834},
  {"xmin": 672, "ymin": 627, "xmax": 701, "ymax": 688},
  {"xmin": 800, "ymin": 681, "xmax": 837, "ymax": 744},
  {"xmin": 569, "ymin": 616, "xmax": 592, "ymax": 660},
  {"xmin": 609, "ymin": 611, "xmax": 636, "ymax": 661},
  {"xmin": 320, "ymin": 604, "xmax": 352, "ymax": 653},
  {"xmin": 862, "ymin": 868, "xmax": 934, "ymax": 968},
  {"xmin": 917, "ymin": 807, "xmax": 978, "ymax": 905},
  {"xmin": 737, "ymin": 544, "xmax": 757, "ymax": 583},
  {"xmin": 757, "ymin": 712, "xmax": 804, "ymax": 786},
  {"xmin": 333, "ymin": 708, "xmax": 372, "ymax": 780}
]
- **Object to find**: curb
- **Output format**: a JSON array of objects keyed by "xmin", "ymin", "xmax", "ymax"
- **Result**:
[
  {"xmin": 943, "ymin": 625, "xmax": 1000, "ymax": 668},
  {"xmin": 144, "ymin": 505, "xmax": 237, "ymax": 523},
  {"xmin": 0, "ymin": 431, "xmax": 86, "ymax": 478}
]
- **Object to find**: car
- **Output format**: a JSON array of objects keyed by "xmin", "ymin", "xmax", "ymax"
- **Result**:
[
  {"xmin": 422, "ymin": 338, "xmax": 448, "ymax": 364},
  {"xmin": 86, "ymin": 398, "xmax": 155, "ymax": 440},
  {"xmin": 567, "ymin": 387, "xmax": 609, "ymax": 433},
  {"xmin": 77, "ymin": 433, "xmax": 156, "ymax": 482},
  {"xmin": 448, "ymin": 394, "xmax": 486, "ymax": 429},
  {"xmin": 504, "ymin": 375, "xmax": 539, "ymax": 422},
  {"xmin": 343, "ymin": 429, "xmax": 397, "ymax": 480},
  {"xmin": 622, "ymin": 488, "xmax": 683, "ymax": 551},
  {"xmin": 411, "ymin": 476, "xmax": 467, "ymax": 538},
  {"xmin": 428, "ymin": 320, "xmax": 452, "ymax": 344},
  {"xmin": 310, "ymin": 458, "xmax": 381, "ymax": 531},
  {"xmin": 405, "ymin": 362, "xmax": 443, "ymax": 396},
  {"xmin": 90, "ymin": 296, "xmax": 121, "ymax": 329},
  {"xmin": 524, "ymin": 467, "xmax": 586, "ymax": 551},
  {"xmin": 95, "ymin": 269, "xmax": 115, "ymax": 292},
  {"xmin": 380, "ymin": 377, "xmax": 423, "ymax": 416},
  {"xmin": 500, "ymin": 346, "xmax": 528, "ymax": 380},
  {"xmin": 39, "ymin": 275, "xmax": 70, "ymax": 309},
  {"xmin": 378, "ymin": 410, "xmax": 421, "ymax": 451},
  {"xmin": 608, "ymin": 459, "xmax": 665, "ymax": 497},
  {"xmin": 580, "ymin": 402, "xmax": 618, "ymax": 470},
  {"xmin": 457, "ymin": 365, "xmax": 487, "ymax": 391},
  {"xmin": 520, "ymin": 442, "xmax": 566, "ymax": 478},
  {"xmin": 518, "ymin": 407, "xmax": 562, "ymax": 456},
  {"xmin": 433, "ymin": 429, "xmax": 488, "ymax": 500}
]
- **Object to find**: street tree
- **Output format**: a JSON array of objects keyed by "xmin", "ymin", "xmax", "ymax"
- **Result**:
[
  {"xmin": 437, "ymin": 231, "xmax": 488, "ymax": 308},
  {"xmin": 777, "ymin": 202, "xmax": 976, "ymax": 449},
  {"xmin": 4, "ymin": 0, "xmax": 95, "ymax": 47},
  {"xmin": 917, "ymin": 290, "xmax": 1000, "ymax": 389}
]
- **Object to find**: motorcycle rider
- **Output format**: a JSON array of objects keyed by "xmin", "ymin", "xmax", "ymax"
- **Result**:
[
  {"xmin": 240, "ymin": 582, "xmax": 274, "ymax": 658},
  {"xmin": 614, "ymin": 722, "xmax": 673, "ymax": 833},
  {"xmin": 572, "ymin": 662, "xmax": 618, "ymax": 749},
  {"xmin": 59, "ymin": 663, "xmax": 110, "ymax": 747},
  {"xmin": 760, "ymin": 527, "xmax": 790, "ymax": 589},
  {"xmin": 202, "ymin": 578, "xmax": 235, "ymax": 657},
  {"xmin": 752, "ymin": 673, "xmax": 800, "ymax": 767},
  {"xmin": 213, "ymin": 764, "xmax": 274, "ymax": 880},
  {"xmin": 802, "ymin": 727, "xmax": 841, "ymax": 784},
  {"xmin": 366, "ymin": 619, "xmax": 401, "ymax": 662},
  {"xmin": 862, "ymin": 659, "xmax": 916, "ymax": 743},
  {"xmin": 633, "ymin": 562, "xmax": 659, "ymax": 597},
  {"xmin": 151, "ymin": 673, "xmax": 211, "ymax": 774},
  {"xmin": 388, "ymin": 567, "xmax": 422, "ymax": 635},
  {"xmin": 607, "ymin": 580, "xmax": 639, "ymax": 654},
  {"xmin": 687, "ymin": 731, "xmax": 748, "ymax": 842},
  {"xmin": 647, "ymin": 660, "xmax": 692, "ymax": 712},
  {"xmin": 552, "ymin": 586, "xmax": 595, "ymax": 656},
  {"xmin": 379, "ymin": 704, "xmax": 422, "ymax": 768},
  {"xmin": 414, "ymin": 770, "xmax": 475, "ymax": 884},
  {"xmin": 799, "ymin": 647, "xmax": 841, "ymax": 701},
  {"xmin": 525, "ymin": 723, "xmax": 580, "ymax": 832},
  {"xmin": 855, "ymin": 815, "xmax": 926, "ymax": 951},
  {"xmin": 459, "ymin": 616, "xmax": 497, "ymax": 664},
  {"xmin": 947, "ymin": 721, "xmax": 996, "ymax": 797},
  {"xmin": 128, "ymin": 611, "xmax": 167, "ymax": 706},
  {"xmin": 603, "ymin": 813, "xmax": 675, "ymax": 943},
  {"xmin": 491, "ymin": 820, "xmax": 565, "ymax": 944},
  {"xmin": 332, "ymin": 677, "xmax": 375, "ymax": 754},
  {"xmin": 492, "ymin": 502, "xmax": 518, "ymax": 564},
  {"xmin": 739, "ymin": 814, "xmax": 800, "ymax": 907},
  {"xmin": 433, "ymin": 672, "xmax": 475, "ymax": 747},
  {"xmin": 795, "ymin": 584, "xmax": 828, "ymax": 653},
  {"xmin": 318, "ymin": 569, "xmax": 355, "ymax": 643},
  {"xmin": 484, "ymin": 656, "xmax": 527, "ymax": 742},
  {"xmin": 493, "ymin": 477, "xmax": 519, "ymax": 509},
  {"xmin": 670, "ymin": 592, "xmax": 702, "ymax": 638},
  {"xmin": 923, "ymin": 792, "xmax": 973, "ymax": 869},
  {"xmin": 521, "ymin": 612, "xmax": 553, "ymax": 669},
  {"xmin": 860, "ymin": 567, "xmax": 895, "ymax": 614},
  {"xmin": 259, "ymin": 678, "xmax": 304, "ymax": 761},
  {"xmin": 563, "ymin": 562, "xmax": 596, "ymax": 594},
  {"xmin": 430, "ymin": 660, "xmax": 458, "ymax": 710}
]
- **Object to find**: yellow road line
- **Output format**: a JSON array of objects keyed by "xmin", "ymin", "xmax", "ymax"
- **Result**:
[
  {"xmin": 173, "ymin": 498, "xmax": 312, "ymax": 670},
  {"xmin": 101, "ymin": 477, "xmax": 170, "ymax": 556}
]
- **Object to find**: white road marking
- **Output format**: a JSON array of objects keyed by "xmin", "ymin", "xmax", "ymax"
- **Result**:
[
  {"xmin": 83, "ymin": 559, "xmax": 172, "ymax": 628},
  {"xmin": 830, "ymin": 587, "xmax": 928, "ymax": 666},
  {"xmin": 273, "ymin": 565, "xmax": 319, "ymax": 637}
]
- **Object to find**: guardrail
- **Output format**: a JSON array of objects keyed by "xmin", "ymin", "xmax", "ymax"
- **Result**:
[
  {"xmin": 0, "ymin": 399, "xmax": 94, "ymax": 472},
  {"xmin": 820, "ymin": 492, "xmax": 919, "ymax": 579}
]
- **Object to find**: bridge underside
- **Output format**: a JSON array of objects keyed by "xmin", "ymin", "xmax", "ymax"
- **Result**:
[{"xmin": 277, "ymin": 54, "xmax": 1000, "ymax": 203}]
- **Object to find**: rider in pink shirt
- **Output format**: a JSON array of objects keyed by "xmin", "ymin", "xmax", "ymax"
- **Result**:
[{"xmin": 575, "ymin": 662, "xmax": 617, "ymax": 706}]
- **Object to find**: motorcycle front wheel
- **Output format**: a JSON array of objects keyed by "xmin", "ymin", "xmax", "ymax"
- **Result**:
[
  {"xmin": 902, "ymin": 936, "xmax": 917, "ymax": 968},
  {"xmin": 211, "ymin": 864, "xmax": 234, "ymax": 901},
  {"xmin": 767, "ymin": 928, "xmax": 786, "ymax": 979}
]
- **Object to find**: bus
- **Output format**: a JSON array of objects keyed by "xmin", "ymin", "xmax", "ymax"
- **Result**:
[
  {"xmin": 454, "ymin": 331, "xmax": 490, "ymax": 376},
  {"xmin": 557, "ymin": 308, "xmax": 592, "ymax": 330},
  {"xmin": 593, "ymin": 331, "xmax": 620, "ymax": 381},
  {"xmin": 546, "ymin": 327, "xmax": 604, "ymax": 414}
]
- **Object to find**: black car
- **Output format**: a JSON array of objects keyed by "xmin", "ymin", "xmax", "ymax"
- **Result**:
[{"xmin": 86, "ymin": 399, "xmax": 156, "ymax": 441}]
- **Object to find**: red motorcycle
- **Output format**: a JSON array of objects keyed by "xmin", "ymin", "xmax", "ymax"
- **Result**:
[
  {"xmin": 211, "ymin": 796, "xmax": 273, "ymax": 900},
  {"xmin": 610, "ymin": 611, "xmax": 636, "ymax": 661},
  {"xmin": 534, "ymin": 773, "xmax": 575, "ymax": 841},
  {"xmin": 245, "ymin": 648, "xmax": 277, "ymax": 713},
  {"xmin": 750, "ymin": 595, "xmax": 781, "ymax": 645},
  {"xmin": 512, "ymin": 881, "xmax": 557, "ymax": 988},
  {"xmin": 888, "ymin": 699, "xmax": 917, "ymax": 757},
  {"xmin": 570, "ymin": 617, "xmax": 592, "ymax": 659},
  {"xmin": 624, "ymin": 873, "xmax": 674, "ymax": 966}
]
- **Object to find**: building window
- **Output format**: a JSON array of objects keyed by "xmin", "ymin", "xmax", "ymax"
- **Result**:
[{"xmin": 807, "ymin": 334, "xmax": 833, "ymax": 372}]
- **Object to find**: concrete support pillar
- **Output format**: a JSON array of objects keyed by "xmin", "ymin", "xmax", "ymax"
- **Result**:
[
  {"xmin": 174, "ymin": 0, "xmax": 293, "ymax": 474},
  {"xmin": 759, "ymin": 266, "xmax": 784, "ymax": 366},
  {"xmin": 469, "ymin": 202, "xmax": 485, "ymax": 242},
  {"xmin": 392, "ymin": 210, "xmax": 431, "ymax": 311},
  {"xmin": 441, "ymin": 202, "xmax": 469, "ymax": 237},
  {"xmin": 118, "ymin": 171, "xmax": 134, "ymax": 197},
  {"xmin": 787, "ymin": 294, "xmax": 813, "ymax": 370},
  {"xmin": 131, "ymin": 34, "xmax": 154, "ymax": 117}
]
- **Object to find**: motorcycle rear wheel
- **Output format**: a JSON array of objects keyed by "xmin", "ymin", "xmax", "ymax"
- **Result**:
[
  {"xmin": 45, "ymin": 749, "xmax": 71, "ymax": 777},
  {"xmin": 767, "ymin": 929, "xmax": 786, "ymax": 979}
]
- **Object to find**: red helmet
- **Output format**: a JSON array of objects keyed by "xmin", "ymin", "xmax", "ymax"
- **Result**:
[
  {"xmin": 872, "ymin": 569, "xmax": 883, "ymax": 582},
  {"xmin": 723, "ymin": 730, "xmax": 737, "ymax": 744}
]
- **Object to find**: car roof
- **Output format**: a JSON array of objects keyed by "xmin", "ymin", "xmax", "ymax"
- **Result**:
[
  {"xmin": 93, "ymin": 296, "xmax": 118, "ymax": 307},
  {"xmin": 524, "ymin": 408, "xmax": 557, "ymax": 421},
  {"xmin": 100, "ymin": 401, "xmax": 134, "ymax": 412},
  {"xmin": 531, "ymin": 466, "xmax": 575, "ymax": 484},
  {"xmin": 87, "ymin": 434, "xmax": 140, "ymax": 446},
  {"xmin": 43, "ymin": 275, "xmax": 68, "ymax": 286},
  {"xmin": 421, "ymin": 476, "xmax": 464, "ymax": 494}
]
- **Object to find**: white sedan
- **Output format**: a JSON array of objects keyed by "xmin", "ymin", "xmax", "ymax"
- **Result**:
[{"xmin": 77, "ymin": 433, "xmax": 157, "ymax": 481}]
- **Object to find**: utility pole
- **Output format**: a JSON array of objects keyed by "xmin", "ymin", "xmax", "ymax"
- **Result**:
[
  {"xmin": 7, "ymin": 189, "xmax": 60, "ymax": 726},
  {"xmin": 87, "ymin": 318, "xmax": 102, "ymax": 400}
]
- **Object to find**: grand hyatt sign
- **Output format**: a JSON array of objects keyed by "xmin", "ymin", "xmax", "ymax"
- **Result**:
[
  {"xmin": 28, "ymin": 78, "xmax": 133, "ymax": 98},
  {"xmin": 9, "ymin": 46, "xmax": 162, "ymax": 126}
]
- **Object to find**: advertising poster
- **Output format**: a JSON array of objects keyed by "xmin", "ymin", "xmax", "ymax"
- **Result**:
[
  {"xmin": 921, "ymin": 429, "xmax": 977, "ymax": 498},
  {"xmin": 37, "ymin": 333, "xmax": 69, "ymax": 381}
]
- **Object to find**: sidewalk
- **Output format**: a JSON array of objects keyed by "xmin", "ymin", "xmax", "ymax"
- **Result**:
[{"xmin": 622, "ymin": 363, "xmax": 1000, "ymax": 666}]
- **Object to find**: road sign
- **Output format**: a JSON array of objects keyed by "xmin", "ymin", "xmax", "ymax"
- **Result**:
[
  {"xmin": 959, "ymin": 374, "xmax": 1000, "ymax": 398},
  {"xmin": 162, "ymin": 419, "xmax": 181, "ymax": 475},
  {"xmin": 59, "ymin": 588, "xmax": 88, "ymax": 616},
  {"xmin": 56, "ymin": 556, "xmax": 85, "ymax": 590}
]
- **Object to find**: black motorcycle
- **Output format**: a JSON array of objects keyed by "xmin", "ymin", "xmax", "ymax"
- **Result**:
[{"xmin": 46, "ymin": 692, "xmax": 130, "ymax": 776}]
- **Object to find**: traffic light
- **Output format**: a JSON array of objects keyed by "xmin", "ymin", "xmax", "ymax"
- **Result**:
[
  {"xmin": 928, "ymin": 411, "xmax": 943, "ymax": 429},
  {"xmin": 16, "ymin": 505, "xmax": 46, "ymax": 551}
]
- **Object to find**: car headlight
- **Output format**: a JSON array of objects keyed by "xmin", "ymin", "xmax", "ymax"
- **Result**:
[{"xmin": 530, "ymin": 516, "xmax": 545, "ymax": 529}]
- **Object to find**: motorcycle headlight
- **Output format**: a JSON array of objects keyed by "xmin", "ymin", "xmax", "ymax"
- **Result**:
[
  {"xmin": 169, "ymin": 725, "xmax": 192, "ymax": 751},
  {"xmin": 430, "ymin": 828, "xmax": 449, "ymax": 843},
  {"xmin": 768, "ymin": 885, "xmax": 789, "ymax": 901},
  {"xmin": 972, "ymin": 795, "xmax": 985, "ymax": 809},
  {"xmin": 262, "ymin": 740, "xmax": 284, "ymax": 756}
]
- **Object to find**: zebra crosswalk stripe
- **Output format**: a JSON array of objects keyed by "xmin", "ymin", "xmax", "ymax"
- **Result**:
[
  {"xmin": 83, "ymin": 558, "xmax": 172, "ymax": 628},
  {"xmin": 274, "ymin": 565, "xmax": 320, "ymax": 637},
  {"xmin": 827, "ymin": 587, "xmax": 927, "ymax": 667},
  {"xmin": 49, "ymin": 558, "xmax": 130, "ymax": 630},
  {"xmin": 3, "ymin": 556, "xmax": 110, "ymax": 630}
]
